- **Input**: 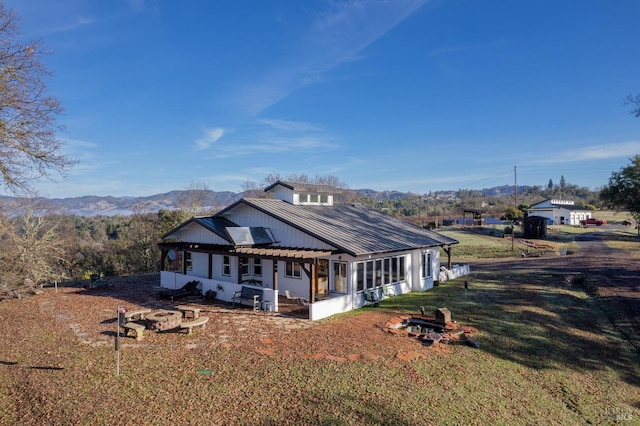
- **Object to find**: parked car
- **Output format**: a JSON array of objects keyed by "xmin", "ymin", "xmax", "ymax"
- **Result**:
[
  {"xmin": 580, "ymin": 218, "xmax": 606, "ymax": 226},
  {"xmin": 622, "ymin": 219, "xmax": 633, "ymax": 226}
]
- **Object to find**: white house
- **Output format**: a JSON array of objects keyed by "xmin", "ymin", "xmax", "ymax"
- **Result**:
[
  {"xmin": 159, "ymin": 181, "xmax": 466, "ymax": 321},
  {"xmin": 526, "ymin": 199, "xmax": 592, "ymax": 226}
]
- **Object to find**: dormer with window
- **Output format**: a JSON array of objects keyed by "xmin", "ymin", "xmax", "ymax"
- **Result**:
[{"xmin": 264, "ymin": 180, "xmax": 338, "ymax": 206}]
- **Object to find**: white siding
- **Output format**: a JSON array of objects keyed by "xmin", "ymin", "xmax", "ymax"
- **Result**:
[
  {"xmin": 165, "ymin": 222, "xmax": 229, "ymax": 245},
  {"xmin": 191, "ymin": 252, "xmax": 209, "ymax": 278}
]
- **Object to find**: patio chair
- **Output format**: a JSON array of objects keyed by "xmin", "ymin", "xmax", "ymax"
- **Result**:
[
  {"xmin": 364, "ymin": 289, "xmax": 379, "ymax": 306},
  {"xmin": 285, "ymin": 290, "xmax": 300, "ymax": 303},
  {"xmin": 159, "ymin": 280, "xmax": 201, "ymax": 301},
  {"xmin": 382, "ymin": 285, "xmax": 396, "ymax": 298}
]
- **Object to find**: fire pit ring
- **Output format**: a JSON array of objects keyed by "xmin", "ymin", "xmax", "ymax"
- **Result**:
[{"xmin": 146, "ymin": 310, "xmax": 182, "ymax": 331}]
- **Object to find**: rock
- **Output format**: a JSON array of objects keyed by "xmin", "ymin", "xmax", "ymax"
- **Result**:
[{"xmin": 465, "ymin": 336, "xmax": 480, "ymax": 348}]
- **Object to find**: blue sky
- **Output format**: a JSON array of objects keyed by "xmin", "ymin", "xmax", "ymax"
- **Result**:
[{"xmin": 5, "ymin": 0, "xmax": 640, "ymax": 198}]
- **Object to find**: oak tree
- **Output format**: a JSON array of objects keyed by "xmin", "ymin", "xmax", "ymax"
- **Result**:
[
  {"xmin": 0, "ymin": 2, "xmax": 74, "ymax": 194},
  {"xmin": 600, "ymin": 155, "xmax": 640, "ymax": 235}
]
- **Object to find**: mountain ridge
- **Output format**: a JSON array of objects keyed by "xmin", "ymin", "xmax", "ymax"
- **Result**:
[{"xmin": 0, "ymin": 185, "xmax": 552, "ymax": 216}]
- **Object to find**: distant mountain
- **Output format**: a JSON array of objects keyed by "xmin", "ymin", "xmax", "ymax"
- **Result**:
[
  {"xmin": 0, "ymin": 184, "xmax": 550, "ymax": 216},
  {"xmin": 0, "ymin": 190, "xmax": 241, "ymax": 216}
]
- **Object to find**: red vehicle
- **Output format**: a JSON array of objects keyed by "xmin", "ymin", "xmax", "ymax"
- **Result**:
[
  {"xmin": 622, "ymin": 219, "xmax": 633, "ymax": 226},
  {"xmin": 580, "ymin": 218, "xmax": 606, "ymax": 226}
]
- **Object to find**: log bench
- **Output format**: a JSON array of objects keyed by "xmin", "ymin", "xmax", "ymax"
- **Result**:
[
  {"xmin": 232, "ymin": 286, "xmax": 263, "ymax": 310},
  {"xmin": 122, "ymin": 322, "xmax": 146, "ymax": 340},
  {"xmin": 179, "ymin": 316, "xmax": 209, "ymax": 335}
]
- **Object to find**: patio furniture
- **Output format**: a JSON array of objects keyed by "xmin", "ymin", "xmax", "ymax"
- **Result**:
[
  {"xmin": 121, "ymin": 322, "xmax": 146, "ymax": 340},
  {"xmin": 124, "ymin": 308, "xmax": 152, "ymax": 321},
  {"xmin": 118, "ymin": 313, "xmax": 146, "ymax": 340},
  {"xmin": 176, "ymin": 305, "xmax": 201, "ymax": 319},
  {"xmin": 382, "ymin": 285, "xmax": 396, "ymax": 298},
  {"xmin": 158, "ymin": 280, "xmax": 201, "ymax": 301},
  {"xmin": 179, "ymin": 316, "xmax": 209, "ymax": 335},
  {"xmin": 364, "ymin": 289, "xmax": 379, "ymax": 306},
  {"xmin": 285, "ymin": 290, "xmax": 301, "ymax": 303},
  {"xmin": 232, "ymin": 286, "xmax": 262, "ymax": 310}
]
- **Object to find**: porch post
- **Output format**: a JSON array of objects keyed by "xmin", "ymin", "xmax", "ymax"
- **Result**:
[
  {"xmin": 272, "ymin": 260, "xmax": 278, "ymax": 291},
  {"xmin": 310, "ymin": 260, "xmax": 316, "ymax": 303},
  {"xmin": 444, "ymin": 246, "xmax": 452, "ymax": 269}
]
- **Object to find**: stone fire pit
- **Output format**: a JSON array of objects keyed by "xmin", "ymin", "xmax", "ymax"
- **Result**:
[{"xmin": 146, "ymin": 310, "xmax": 182, "ymax": 331}]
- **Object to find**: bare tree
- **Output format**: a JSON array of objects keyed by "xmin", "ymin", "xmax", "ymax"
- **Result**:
[
  {"xmin": 177, "ymin": 181, "xmax": 212, "ymax": 219},
  {"xmin": 0, "ymin": 201, "xmax": 69, "ymax": 289},
  {"xmin": 0, "ymin": 2, "xmax": 75, "ymax": 194},
  {"xmin": 625, "ymin": 93, "xmax": 640, "ymax": 117}
]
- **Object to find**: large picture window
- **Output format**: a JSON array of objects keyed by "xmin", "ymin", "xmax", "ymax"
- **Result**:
[
  {"xmin": 355, "ymin": 254, "xmax": 407, "ymax": 292},
  {"xmin": 285, "ymin": 261, "xmax": 301, "ymax": 278}
]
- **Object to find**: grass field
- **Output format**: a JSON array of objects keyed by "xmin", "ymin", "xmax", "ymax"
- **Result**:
[{"xmin": 0, "ymin": 226, "xmax": 638, "ymax": 425}]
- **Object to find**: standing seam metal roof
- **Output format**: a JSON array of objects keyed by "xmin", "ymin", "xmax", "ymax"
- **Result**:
[{"xmin": 227, "ymin": 198, "xmax": 458, "ymax": 256}]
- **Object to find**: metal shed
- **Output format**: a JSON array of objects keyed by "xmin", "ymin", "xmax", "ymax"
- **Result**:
[{"xmin": 522, "ymin": 215, "xmax": 548, "ymax": 239}]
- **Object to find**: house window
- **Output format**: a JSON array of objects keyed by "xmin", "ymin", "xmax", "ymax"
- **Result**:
[
  {"xmin": 333, "ymin": 261, "xmax": 347, "ymax": 293},
  {"xmin": 184, "ymin": 252, "xmax": 192, "ymax": 273},
  {"xmin": 253, "ymin": 258, "xmax": 262, "ymax": 276},
  {"xmin": 383, "ymin": 258, "xmax": 391, "ymax": 284},
  {"xmin": 365, "ymin": 260, "xmax": 374, "ymax": 289},
  {"xmin": 223, "ymin": 255, "xmax": 230, "ymax": 276},
  {"xmin": 240, "ymin": 257, "xmax": 250, "ymax": 276},
  {"xmin": 320, "ymin": 194, "xmax": 328, "ymax": 203},
  {"xmin": 374, "ymin": 259, "xmax": 382, "ymax": 287},
  {"xmin": 310, "ymin": 194, "xmax": 319, "ymax": 203},
  {"xmin": 391, "ymin": 257, "xmax": 398, "ymax": 283},
  {"xmin": 421, "ymin": 252, "xmax": 432, "ymax": 278},
  {"xmin": 299, "ymin": 194, "xmax": 309, "ymax": 203},
  {"xmin": 285, "ymin": 261, "xmax": 301, "ymax": 278},
  {"xmin": 399, "ymin": 256, "xmax": 406, "ymax": 282},
  {"xmin": 356, "ymin": 262, "xmax": 364, "ymax": 292}
]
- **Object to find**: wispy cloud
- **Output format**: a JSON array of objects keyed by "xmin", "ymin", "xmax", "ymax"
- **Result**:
[
  {"xmin": 239, "ymin": 0, "xmax": 428, "ymax": 115},
  {"xmin": 257, "ymin": 118, "xmax": 324, "ymax": 132},
  {"xmin": 209, "ymin": 136, "xmax": 337, "ymax": 159},
  {"xmin": 48, "ymin": 16, "xmax": 95, "ymax": 34},
  {"xmin": 529, "ymin": 141, "xmax": 640, "ymax": 165},
  {"xmin": 195, "ymin": 127, "xmax": 226, "ymax": 150}
]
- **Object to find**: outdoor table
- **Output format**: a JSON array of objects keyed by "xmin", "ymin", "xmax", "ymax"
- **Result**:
[{"xmin": 176, "ymin": 305, "xmax": 201, "ymax": 319}]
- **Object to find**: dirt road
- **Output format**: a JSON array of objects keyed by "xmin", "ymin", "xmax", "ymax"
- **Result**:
[{"xmin": 471, "ymin": 231, "xmax": 640, "ymax": 353}]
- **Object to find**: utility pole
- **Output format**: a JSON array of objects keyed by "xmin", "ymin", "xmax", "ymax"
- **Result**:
[
  {"xmin": 514, "ymin": 165, "xmax": 517, "ymax": 208},
  {"xmin": 513, "ymin": 166, "xmax": 517, "ymax": 252}
]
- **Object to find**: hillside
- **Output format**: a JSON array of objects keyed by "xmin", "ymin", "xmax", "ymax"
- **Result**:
[{"xmin": 0, "ymin": 184, "xmax": 599, "ymax": 216}]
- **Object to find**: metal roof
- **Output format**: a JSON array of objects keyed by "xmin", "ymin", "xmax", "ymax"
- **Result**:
[
  {"xmin": 263, "ymin": 180, "xmax": 341, "ymax": 194},
  {"xmin": 224, "ymin": 198, "xmax": 458, "ymax": 257}
]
